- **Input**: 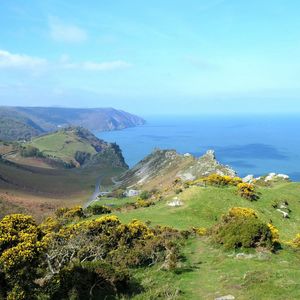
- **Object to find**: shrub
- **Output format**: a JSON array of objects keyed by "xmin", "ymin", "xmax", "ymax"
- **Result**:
[
  {"xmin": 267, "ymin": 223, "xmax": 279, "ymax": 243},
  {"xmin": 0, "ymin": 214, "xmax": 46, "ymax": 298},
  {"xmin": 139, "ymin": 190, "xmax": 150, "ymax": 200},
  {"xmin": 54, "ymin": 206, "xmax": 85, "ymax": 222},
  {"xmin": 202, "ymin": 174, "xmax": 243, "ymax": 187},
  {"xmin": 44, "ymin": 261, "xmax": 131, "ymax": 300},
  {"xmin": 134, "ymin": 199, "xmax": 154, "ymax": 208},
  {"xmin": 85, "ymin": 204, "xmax": 111, "ymax": 216},
  {"xmin": 228, "ymin": 207, "xmax": 258, "ymax": 219},
  {"xmin": 20, "ymin": 146, "xmax": 44, "ymax": 158},
  {"xmin": 237, "ymin": 183, "xmax": 258, "ymax": 201},
  {"xmin": 192, "ymin": 227, "xmax": 207, "ymax": 236},
  {"xmin": 210, "ymin": 208, "xmax": 275, "ymax": 250},
  {"xmin": 108, "ymin": 189, "xmax": 125, "ymax": 198},
  {"xmin": 290, "ymin": 233, "xmax": 300, "ymax": 248}
]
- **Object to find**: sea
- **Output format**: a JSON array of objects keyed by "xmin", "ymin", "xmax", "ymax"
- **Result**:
[{"xmin": 96, "ymin": 115, "xmax": 300, "ymax": 181}]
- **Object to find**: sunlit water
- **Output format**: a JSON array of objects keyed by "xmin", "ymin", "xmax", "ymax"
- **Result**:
[{"xmin": 96, "ymin": 115, "xmax": 300, "ymax": 181}]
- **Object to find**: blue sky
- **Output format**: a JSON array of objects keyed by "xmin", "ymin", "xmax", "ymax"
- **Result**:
[{"xmin": 0, "ymin": 0, "xmax": 300, "ymax": 115}]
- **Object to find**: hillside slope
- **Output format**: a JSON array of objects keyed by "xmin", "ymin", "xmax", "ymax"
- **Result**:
[
  {"xmin": 0, "ymin": 127, "xmax": 128, "ymax": 219},
  {"xmin": 0, "ymin": 106, "xmax": 145, "ymax": 141},
  {"xmin": 117, "ymin": 149, "xmax": 236, "ymax": 189}
]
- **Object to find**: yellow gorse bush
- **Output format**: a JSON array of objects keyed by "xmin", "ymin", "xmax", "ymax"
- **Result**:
[
  {"xmin": 267, "ymin": 223, "xmax": 279, "ymax": 242},
  {"xmin": 228, "ymin": 207, "xmax": 258, "ymax": 219},
  {"xmin": 237, "ymin": 182, "xmax": 257, "ymax": 200},
  {"xmin": 0, "ymin": 214, "xmax": 46, "ymax": 272},
  {"xmin": 290, "ymin": 233, "xmax": 300, "ymax": 248},
  {"xmin": 201, "ymin": 174, "xmax": 243, "ymax": 187}
]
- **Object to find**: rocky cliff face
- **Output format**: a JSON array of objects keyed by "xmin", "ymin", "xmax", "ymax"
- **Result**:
[{"xmin": 117, "ymin": 149, "xmax": 236, "ymax": 189}]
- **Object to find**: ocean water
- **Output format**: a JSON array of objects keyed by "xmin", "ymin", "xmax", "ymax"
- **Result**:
[{"xmin": 96, "ymin": 115, "xmax": 300, "ymax": 181}]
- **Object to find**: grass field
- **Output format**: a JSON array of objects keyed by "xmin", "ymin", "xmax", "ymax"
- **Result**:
[
  {"xmin": 30, "ymin": 130, "xmax": 97, "ymax": 164},
  {"xmin": 89, "ymin": 182, "xmax": 300, "ymax": 299},
  {"xmin": 112, "ymin": 183, "xmax": 300, "ymax": 241}
]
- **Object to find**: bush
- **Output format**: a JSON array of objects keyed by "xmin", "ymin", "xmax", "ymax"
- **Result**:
[
  {"xmin": 85, "ymin": 204, "xmax": 111, "ymax": 216},
  {"xmin": 0, "ymin": 214, "xmax": 46, "ymax": 298},
  {"xmin": 237, "ymin": 183, "xmax": 258, "ymax": 201},
  {"xmin": 134, "ymin": 199, "xmax": 154, "ymax": 208},
  {"xmin": 44, "ymin": 261, "xmax": 131, "ymax": 300},
  {"xmin": 290, "ymin": 233, "xmax": 300, "ymax": 248},
  {"xmin": 202, "ymin": 174, "xmax": 243, "ymax": 187},
  {"xmin": 108, "ymin": 189, "xmax": 125, "ymax": 198},
  {"xmin": 210, "ymin": 207, "xmax": 275, "ymax": 250},
  {"xmin": 20, "ymin": 145, "xmax": 44, "ymax": 158},
  {"xmin": 139, "ymin": 190, "xmax": 150, "ymax": 200}
]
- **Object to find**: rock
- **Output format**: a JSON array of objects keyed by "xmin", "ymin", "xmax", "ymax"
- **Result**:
[
  {"xmin": 183, "ymin": 153, "xmax": 192, "ymax": 157},
  {"xmin": 235, "ymin": 253, "xmax": 256, "ymax": 259},
  {"xmin": 215, "ymin": 295, "xmax": 235, "ymax": 300},
  {"xmin": 276, "ymin": 209, "xmax": 289, "ymax": 218},
  {"xmin": 265, "ymin": 173, "xmax": 276, "ymax": 181},
  {"xmin": 243, "ymin": 175, "xmax": 254, "ymax": 183},
  {"xmin": 265, "ymin": 173, "xmax": 290, "ymax": 182},
  {"xmin": 167, "ymin": 197, "xmax": 183, "ymax": 207},
  {"xmin": 277, "ymin": 174, "xmax": 289, "ymax": 180}
]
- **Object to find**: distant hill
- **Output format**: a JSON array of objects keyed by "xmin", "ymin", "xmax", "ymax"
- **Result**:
[
  {"xmin": 0, "ymin": 106, "xmax": 145, "ymax": 141},
  {"xmin": 4, "ymin": 126, "xmax": 128, "ymax": 169}
]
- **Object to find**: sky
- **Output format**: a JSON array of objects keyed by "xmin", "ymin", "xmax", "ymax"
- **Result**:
[{"xmin": 0, "ymin": 0, "xmax": 300, "ymax": 115}]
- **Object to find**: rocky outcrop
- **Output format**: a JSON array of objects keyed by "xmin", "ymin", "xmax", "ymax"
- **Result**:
[
  {"xmin": 178, "ymin": 150, "xmax": 236, "ymax": 181},
  {"xmin": 117, "ymin": 149, "xmax": 236, "ymax": 189}
]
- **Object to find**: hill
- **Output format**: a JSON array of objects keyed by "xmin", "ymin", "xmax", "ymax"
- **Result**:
[
  {"xmin": 0, "ymin": 106, "xmax": 145, "ymax": 141},
  {"xmin": 0, "ymin": 127, "xmax": 128, "ymax": 220},
  {"xmin": 117, "ymin": 149, "xmax": 236, "ymax": 190},
  {"xmin": 91, "ymin": 180, "xmax": 300, "ymax": 299}
]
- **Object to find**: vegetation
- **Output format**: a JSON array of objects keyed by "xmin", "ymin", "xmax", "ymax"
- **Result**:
[
  {"xmin": 237, "ymin": 182, "xmax": 258, "ymax": 201},
  {"xmin": 210, "ymin": 207, "xmax": 276, "ymax": 250},
  {"xmin": 0, "ymin": 211, "xmax": 186, "ymax": 299}
]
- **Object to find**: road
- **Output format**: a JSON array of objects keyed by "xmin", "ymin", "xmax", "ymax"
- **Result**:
[{"xmin": 84, "ymin": 177, "xmax": 109, "ymax": 208}]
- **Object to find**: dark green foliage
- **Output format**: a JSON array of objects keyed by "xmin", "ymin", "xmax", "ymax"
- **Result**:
[
  {"xmin": 20, "ymin": 145, "xmax": 44, "ymax": 158},
  {"xmin": 139, "ymin": 190, "xmax": 150, "ymax": 200},
  {"xmin": 108, "ymin": 188, "xmax": 125, "ymax": 198},
  {"xmin": 74, "ymin": 151, "xmax": 91, "ymax": 165},
  {"xmin": 85, "ymin": 204, "xmax": 111, "ymax": 215},
  {"xmin": 44, "ymin": 261, "xmax": 130, "ymax": 300},
  {"xmin": 211, "ymin": 213, "xmax": 274, "ymax": 250}
]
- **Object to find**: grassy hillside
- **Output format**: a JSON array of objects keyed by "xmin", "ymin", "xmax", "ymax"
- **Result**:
[
  {"xmin": 0, "ymin": 127, "xmax": 129, "ymax": 219},
  {"xmin": 111, "ymin": 183, "xmax": 300, "ymax": 240},
  {"xmin": 8, "ymin": 126, "xmax": 128, "ymax": 169},
  {"xmin": 30, "ymin": 129, "xmax": 97, "ymax": 165},
  {"xmin": 0, "ymin": 158, "xmax": 125, "ymax": 221},
  {"xmin": 88, "ymin": 182, "xmax": 300, "ymax": 299}
]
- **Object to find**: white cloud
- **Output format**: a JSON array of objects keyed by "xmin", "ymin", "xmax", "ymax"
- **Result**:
[
  {"xmin": 0, "ymin": 49, "xmax": 131, "ymax": 72},
  {"xmin": 0, "ymin": 50, "xmax": 47, "ymax": 69},
  {"xmin": 49, "ymin": 17, "xmax": 87, "ymax": 43},
  {"xmin": 61, "ymin": 59, "xmax": 131, "ymax": 71}
]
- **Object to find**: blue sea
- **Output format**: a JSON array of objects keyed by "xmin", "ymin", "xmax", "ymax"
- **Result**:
[{"xmin": 96, "ymin": 115, "xmax": 300, "ymax": 181}]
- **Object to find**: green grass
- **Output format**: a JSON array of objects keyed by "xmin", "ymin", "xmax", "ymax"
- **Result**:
[
  {"xmin": 92, "ymin": 196, "xmax": 138, "ymax": 209},
  {"xmin": 30, "ymin": 131, "xmax": 96, "ymax": 163},
  {"xmin": 108, "ymin": 182, "xmax": 300, "ymax": 299},
  {"xmin": 114, "ymin": 183, "xmax": 300, "ymax": 241}
]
